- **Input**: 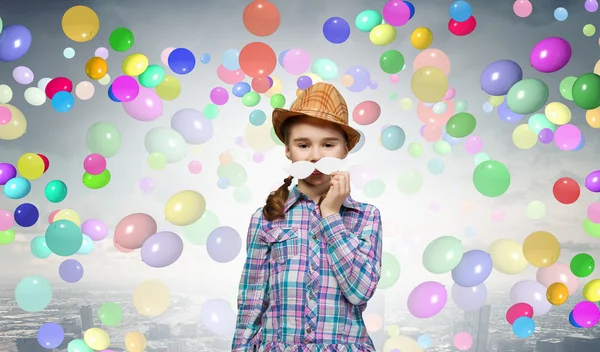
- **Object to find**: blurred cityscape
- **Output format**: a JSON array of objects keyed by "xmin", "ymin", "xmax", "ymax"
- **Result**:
[{"xmin": 0, "ymin": 284, "xmax": 598, "ymax": 352}]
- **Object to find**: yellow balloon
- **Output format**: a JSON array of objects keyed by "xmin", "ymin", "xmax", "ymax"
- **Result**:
[
  {"xmin": 410, "ymin": 27, "xmax": 433, "ymax": 50},
  {"xmin": 83, "ymin": 328, "xmax": 110, "ymax": 350},
  {"xmin": 245, "ymin": 122, "xmax": 276, "ymax": 152},
  {"xmin": 369, "ymin": 24, "xmax": 397, "ymax": 46},
  {"xmin": 164, "ymin": 190, "xmax": 206, "ymax": 226},
  {"xmin": 265, "ymin": 76, "xmax": 282, "ymax": 98},
  {"xmin": 594, "ymin": 59, "xmax": 600, "ymax": 75},
  {"xmin": 583, "ymin": 279, "xmax": 600, "ymax": 302},
  {"xmin": 488, "ymin": 95, "xmax": 504, "ymax": 107},
  {"xmin": 53, "ymin": 209, "xmax": 81, "ymax": 226},
  {"xmin": 512, "ymin": 124, "xmax": 537, "ymax": 150},
  {"xmin": 546, "ymin": 282, "xmax": 569, "ymax": 305},
  {"xmin": 304, "ymin": 72, "xmax": 322, "ymax": 84},
  {"xmin": 340, "ymin": 74, "xmax": 354, "ymax": 87},
  {"xmin": 122, "ymin": 54, "xmax": 149, "ymax": 76},
  {"xmin": 384, "ymin": 335, "xmax": 423, "ymax": 352},
  {"xmin": 544, "ymin": 102, "xmax": 571, "ymax": 125},
  {"xmin": 399, "ymin": 98, "xmax": 413, "ymax": 111},
  {"xmin": 587, "ymin": 107, "xmax": 600, "ymax": 128},
  {"xmin": 133, "ymin": 280, "xmax": 170, "ymax": 316},
  {"xmin": 17, "ymin": 153, "xmax": 45, "ymax": 180},
  {"xmin": 410, "ymin": 67, "xmax": 448, "ymax": 103},
  {"xmin": 125, "ymin": 331, "xmax": 146, "ymax": 352},
  {"xmin": 387, "ymin": 324, "xmax": 401, "ymax": 337},
  {"xmin": 0, "ymin": 104, "xmax": 27, "ymax": 140},
  {"xmin": 155, "ymin": 75, "xmax": 181, "ymax": 100},
  {"xmin": 522, "ymin": 231, "xmax": 560, "ymax": 268},
  {"xmin": 61, "ymin": 6, "xmax": 100, "ymax": 43},
  {"xmin": 488, "ymin": 239, "xmax": 528, "ymax": 275}
]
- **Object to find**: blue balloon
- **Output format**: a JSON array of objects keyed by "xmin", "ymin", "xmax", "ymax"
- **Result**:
[
  {"xmin": 451, "ymin": 249, "xmax": 493, "ymax": 287},
  {"xmin": 0, "ymin": 25, "xmax": 33, "ymax": 62},
  {"xmin": 221, "ymin": 49, "xmax": 240, "ymax": 70},
  {"xmin": 404, "ymin": 1, "xmax": 416, "ymax": 19},
  {"xmin": 442, "ymin": 132, "xmax": 462, "ymax": 146},
  {"xmin": 168, "ymin": 48, "xmax": 196, "ymax": 75},
  {"xmin": 14, "ymin": 203, "xmax": 39, "ymax": 227},
  {"xmin": 200, "ymin": 53, "xmax": 211, "ymax": 64},
  {"xmin": 37, "ymin": 322, "xmax": 65, "ymax": 349},
  {"xmin": 381, "ymin": 125, "xmax": 406, "ymax": 151},
  {"xmin": 554, "ymin": 7, "xmax": 568, "ymax": 21},
  {"xmin": 417, "ymin": 334, "xmax": 431, "ymax": 348},
  {"xmin": 232, "ymin": 82, "xmax": 251, "ymax": 98},
  {"xmin": 498, "ymin": 100, "xmax": 524, "ymax": 123},
  {"xmin": 349, "ymin": 130, "xmax": 366, "ymax": 154},
  {"xmin": 51, "ymin": 91, "xmax": 74, "ymax": 112},
  {"xmin": 4, "ymin": 177, "xmax": 31, "ymax": 199},
  {"xmin": 427, "ymin": 158, "xmax": 445, "ymax": 174},
  {"xmin": 323, "ymin": 17, "xmax": 351, "ymax": 44},
  {"xmin": 107, "ymin": 85, "xmax": 121, "ymax": 102},
  {"xmin": 278, "ymin": 49, "xmax": 290, "ymax": 67},
  {"xmin": 249, "ymin": 110, "xmax": 266, "ymax": 126},
  {"xmin": 76, "ymin": 234, "xmax": 95, "ymax": 255},
  {"xmin": 217, "ymin": 177, "xmax": 230, "ymax": 189},
  {"xmin": 569, "ymin": 310, "xmax": 582, "ymax": 328},
  {"xmin": 512, "ymin": 316, "xmax": 535, "ymax": 338},
  {"xmin": 449, "ymin": 0, "xmax": 473, "ymax": 22},
  {"xmin": 573, "ymin": 133, "xmax": 585, "ymax": 151}
]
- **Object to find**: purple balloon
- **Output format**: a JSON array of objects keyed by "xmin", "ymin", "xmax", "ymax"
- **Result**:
[
  {"xmin": 451, "ymin": 283, "xmax": 487, "ymax": 311},
  {"xmin": 497, "ymin": 100, "xmax": 524, "ymax": 123},
  {"xmin": 345, "ymin": 66, "xmax": 371, "ymax": 92},
  {"xmin": 297, "ymin": 76, "xmax": 312, "ymax": 90},
  {"xmin": 407, "ymin": 281, "xmax": 447, "ymax": 318},
  {"xmin": 210, "ymin": 87, "xmax": 229, "ymax": 106},
  {"xmin": 58, "ymin": 259, "xmax": 84, "ymax": 283},
  {"xmin": 572, "ymin": 300, "xmax": 600, "ymax": 328},
  {"xmin": 170, "ymin": 108, "xmax": 214, "ymax": 144},
  {"xmin": 122, "ymin": 87, "xmax": 163, "ymax": 122},
  {"xmin": 37, "ymin": 322, "xmax": 64, "ymax": 349},
  {"xmin": 0, "ymin": 163, "xmax": 17, "ymax": 185},
  {"xmin": 0, "ymin": 25, "xmax": 32, "ymax": 62},
  {"xmin": 206, "ymin": 226, "xmax": 242, "ymax": 263},
  {"xmin": 538, "ymin": 128, "xmax": 554, "ymax": 144},
  {"xmin": 585, "ymin": 170, "xmax": 600, "ymax": 192},
  {"xmin": 141, "ymin": 231, "xmax": 183, "ymax": 268},
  {"xmin": 530, "ymin": 37, "xmax": 572, "ymax": 73},
  {"xmin": 480, "ymin": 60, "xmax": 523, "ymax": 96},
  {"xmin": 585, "ymin": 0, "xmax": 599, "ymax": 12},
  {"xmin": 451, "ymin": 250, "xmax": 493, "ymax": 287},
  {"xmin": 81, "ymin": 219, "xmax": 108, "ymax": 241},
  {"xmin": 199, "ymin": 298, "xmax": 236, "ymax": 336}
]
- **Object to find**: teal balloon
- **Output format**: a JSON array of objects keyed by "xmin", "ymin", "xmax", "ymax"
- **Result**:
[
  {"xmin": 427, "ymin": 158, "xmax": 445, "ymax": 174},
  {"xmin": 364, "ymin": 179, "xmax": 386, "ymax": 198},
  {"xmin": 76, "ymin": 234, "xmax": 94, "ymax": 255},
  {"xmin": 455, "ymin": 100, "xmax": 468, "ymax": 113},
  {"xmin": 67, "ymin": 339, "xmax": 93, "ymax": 352},
  {"xmin": 422, "ymin": 236, "xmax": 464, "ymax": 274},
  {"xmin": 528, "ymin": 113, "xmax": 556, "ymax": 134},
  {"xmin": 355, "ymin": 9, "xmax": 382, "ymax": 32},
  {"xmin": 381, "ymin": 125, "xmax": 406, "ymax": 151},
  {"xmin": 44, "ymin": 180, "xmax": 68, "ymax": 203},
  {"xmin": 473, "ymin": 152, "xmax": 490, "ymax": 166},
  {"xmin": 30, "ymin": 236, "xmax": 52, "ymax": 259},
  {"xmin": 15, "ymin": 276, "xmax": 52, "ymax": 312},
  {"xmin": 506, "ymin": 78, "xmax": 549, "ymax": 114},
  {"xmin": 311, "ymin": 58, "xmax": 338, "ymax": 80},
  {"xmin": 45, "ymin": 220, "xmax": 83, "ymax": 257},
  {"xmin": 138, "ymin": 65, "xmax": 165, "ymax": 88}
]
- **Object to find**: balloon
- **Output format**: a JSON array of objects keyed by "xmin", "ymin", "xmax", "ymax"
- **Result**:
[
  {"xmin": 45, "ymin": 220, "xmax": 82, "ymax": 256},
  {"xmin": 68, "ymin": 339, "xmax": 93, "ymax": 352},
  {"xmin": 239, "ymin": 42, "xmax": 276, "ymax": 78},
  {"xmin": 30, "ymin": 236, "xmax": 52, "ymax": 259},
  {"xmin": 114, "ymin": 213, "xmax": 157, "ymax": 250},
  {"xmin": 37, "ymin": 322, "xmax": 65, "ymax": 349},
  {"xmin": 0, "ymin": 162, "xmax": 17, "ymax": 185},
  {"xmin": 98, "ymin": 302, "xmax": 123, "ymax": 326},
  {"xmin": 572, "ymin": 301, "xmax": 600, "ymax": 328},
  {"xmin": 59, "ymin": 259, "xmax": 84, "ymax": 283},
  {"xmin": 410, "ymin": 27, "xmax": 433, "ymax": 50},
  {"xmin": 77, "ymin": 234, "xmax": 94, "ymax": 255},
  {"xmin": 242, "ymin": 0, "xmax": 281, "ymax": 36},
  {"xmin": 112, "ymin": 75, "xmax": 139, "ymax": 102},
  {"xmin": 472, "ymin": 160, "xmax": 510, "ymax": 197},
  {"xmin": 133, "ymin": 280, "xmax": 170, "ymax": 316},
  {"xmin": 379, "ymin": 252, "xmax": 401, "ymax": 289},
  {"xmin": 138, "ymin": 65, "xmax": 165, "ymax": 88},
  {"xmin": 411, "ymin": 66, "xmax": 448, "ymax": 103},
  {"xmin": 451, "ymin": 250, "xmax": 493, "ymax": 287},
  {"xmin": 553, "ymin": 177, "xmax": 580, "ymax": 204},
  {"xmin": 123, "ymin": 86, "xmax": 163, "ymax": 121},
  {"xmin": 509, "ymin": 280, "xmax": 552, "ymax": 316},
  {"xmin": 413, "ymin": 49, "xmax": 450, "ymax": 76},
  {"xmin": 383, "ymin": 0, "xmax": 411, "ymax": 26},
  {"xmin": 86, "ymin": 122, "xmax": 122, "ymax": 158},
  {"xmin": 170, "ymin": 108, "xmax": 214, "ymax": 145},
  {"xmin": 83, "ymin": 154, "xmax": 106, "ymax": 175},
  {"xmin": 449, "ymin": 1, "xmax": 473, "ymax": 22},
  {"xmin": 0, "ymin": 25, "xmax": 32, "ymax": 62},
  {"xmin": 61, "ymin": 6, "xmax": 99, "ymax": 42},
  {"xmin": 586, "ymin": 170, "xmax": 600, "ymax": 192},
  {"xmin": 200, "ymin": 299, "xmax": 237, "ymax": 336},
  {"xmin": 380, "ymin": 50, "xmax": 405, "ymax": 74},
  {"xmin": 81, "ymin": 219, "xmax": 108, "ymax": 241},
  {"xmin": 545, "ymin": 282, "xmax": 569, "ymax": 305},
  {"xmin": 530, "ymin": 37, "xmax": 572, "ymax": 73},
  {"xmin": 488, "ymin": 239, "xmax": 528, "ymax": 274},
  {"xmin": 85, "ymin": 57, "xmax": 107, "ymax": 80},
  {"xmin": 422, "ymin": 236, "xmax": 463, "ymax": 274},
  {"xmin": 124, "ymin": 331, "xmax": 146, "ymax": 352},
  {"xmin": 381, "ymin": 125, "xmax": 406, "ymax": 151},
  {"xmin": 523, "ymin": 231, "xmax": 560, "ymax": 268},
  {"xmin": 168, "ymin": 48, "xmax": 195, "ymax": 75},
  {"xmin": 448, "ymin": 16, "xmax": 476, "ymax": 36},
  {"xmin": 369, "ymin": 24, "xmax": 397, "ymax": 46},
  {"xmin": 17, "ymin": 153, "xmax": 45, "ymax": 180},
  {"xmin": 446, "ymin": 112, "xmax": 475, "ymax": 138},
  {"xmin": 453, "ymin": 332, "xmax": 473, "ymax": 351},
  {"xmin": 570, "ymin": 253, "xmax": 595, "ymax": 278},
  {"xmin": 512, "ymin": 316, "xmax": 535, "ymax": 338},
  {"xmin": 572, "ymin": 73, "xmax": 600, "ymax": 110},
  {"xmin": 506, "ymin": 302, "xmax": 534, "ymax": 324},
  {"xmin": 144, "ymin": 127, "xmax": 186, "ymax": 163},
  {"xmin": 155, "ymin": 75, "xmax": 181, "ymax": 100},
  {"xmin": 506, "ymin": 78, "xmax": 549, "ymax": 114},
  {"xmin": 164, "ymin": 190, "xmax": 206, "ymax": 226},
  {"xmin": 4, "ymin": 176, "xmax": 31, "ymax": 199},
  {"xmin": 480, "ymin": 60, "xmax": 523, "ymax": 96},
  {"xmin": 45, "ymin": 77, "xmax": 73, "ymax": 99},
  {"xmin": 355, "ymin": 10, "xmax": 382, "ymax": 32},
  {"xmin": 323, "ymin": 17, "xmax": 351, "ymax": 44},
  {"xmin": 0, "ymin": 104, "xmax": 26, "ymax": 140},
  {"xmin": 83, "ymin": 328, "xmax": 110, "ymax": 350},
  {"xmin": 206, "ymin": 226, "xmax": 242, "ymax": 263},
  {"xmin": 109, "ymin": 27, "xmax": 134, "ymax": 52},
  {"xmin": 583, "ymin": 279, "xmax": 600, "ymax": 301},
  {"xmin": 140, "ymin": 231, "xmax": 184, "ymax": 268},
  {"xmin": 14, "ymin": 203, "xmax": 39, "ymax": 227},
  {"xmin": 451, "ymin": 283, "xmax": 487, "ymax": 311},
  {"xmin": 353, "ymin": 101, "xmax": 381, "ymax": 125},
  {"xmin": 407, "ymin": 281, "xmax": 447, "ymax": 318},
  {"xmin": 15, "ymin": 276, "xmax": 52, "ymax": 312},
  {"xmin": 45, "ymin": 180, "xmax": 68, "ymax": 203},
  {"xmin": 82, "ymin": 169, "xmax": 111, "ymax": 189}
]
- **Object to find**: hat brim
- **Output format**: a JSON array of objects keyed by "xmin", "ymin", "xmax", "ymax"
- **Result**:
[{"xmin": 272, "ymin": 108, "xmax": 361, "ymax": 152}]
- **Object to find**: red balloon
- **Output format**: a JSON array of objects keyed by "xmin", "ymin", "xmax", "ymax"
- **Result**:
[
  {"xmin": 448, "ymin": 16, "xmax": 477, "ymax": 36},
  {"xmin": 45, "ymin": 77, "xmax": 73, "ymax": 99},
  {"xmin": 239, "ymin": 42, "xmax": 276, "ymax": 78},
  {"xmin": 251, "ymin": 77, "xmax": 271, "ymax": 93},
  {"xmin": 506, "ymin": 302, "xmax": 534, "ymax": 324},
  {"xmin": 37, "ymin": 154, "xmax": 49, "ymax": 172},
  {"xmin": 553, "ymin": 177, "xmax": 580, "ymax": 204}
]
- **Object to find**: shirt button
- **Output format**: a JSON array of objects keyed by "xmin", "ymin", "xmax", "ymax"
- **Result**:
[
  {"xmin": 306, "ymin": 328, "xmax": 312, "ymax": 333},
  {"xmin": 312, "ymin": 234, "xmax": 317, "ymax": 240},
  {"xmin": 309, "ymin": 293, "xmax": 314, "ymax": 299},
  {"xmin": 277, "ymin": 235, "xmax": 282, "ymax": 240}
]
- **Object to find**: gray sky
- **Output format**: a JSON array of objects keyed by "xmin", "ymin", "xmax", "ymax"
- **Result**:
[{"xmin": 0, "ymin": 0, "xmax": 599, "ymax": 301}]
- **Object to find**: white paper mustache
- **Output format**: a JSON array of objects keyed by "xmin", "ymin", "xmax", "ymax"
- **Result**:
[{"xmin": 282, "ymin": 157, "xmax": 345, "ymax": 179}]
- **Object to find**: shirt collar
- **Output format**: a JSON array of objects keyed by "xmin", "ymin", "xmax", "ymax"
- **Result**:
[{"xmin": 284, "ymin": 184, "xmax": 361, "ymax": 213}]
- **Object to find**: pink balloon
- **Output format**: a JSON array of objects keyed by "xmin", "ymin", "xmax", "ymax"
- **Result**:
[
  {"xmin": 453, "ymin": 332, "xmax": 473, "ymax": 351},
  {"xmin": 81, "ymin": 219, "xmax": 108, "ymax": 241},
  {"xmin": 587, "ymin": 202, "xmax": 600, "ymax": 223},
  {"xmin": 505, "ymin": 302, "xmax": 534, "ymax": 324},
  {"xmin": 536, "ymin": 262, "xmax": 579, "ymax": 295},
  {"xmin": 139, "ymin": 177, "xmax": 154, "ymax": 193},
  {"xmin": 513, "ymin": 0, "xmax": 533, "ymax": 18},
  {"xmin": 0, "ymin": 209, "xmax": 14, "ymax": 231},
  {"xmin": 348, "ymin": 165, "xmax": 374, "ymax": 189},
  {"xmin": 530, "ymin": 37, "xmax": 572, "ymax": 73},
  {"xmin": 383, "ymin": 0, "xmax": 411, "ymax": 26},
  {"xmin": 111, "ymin": 75, "xmax": 140, "ymax": 102},
  {"xmin": 83, "ymin": 153, "xmax": 107, "ymax": 175},
  {"xmin": 113, "ymin": 213, "xmax": 157, "ymax": 250},
  {"xmin": 113, "ymin": 236, "xmax": 133, "ymax": 253},
  {"xmin": 417, "ymin": 100, "xmax": 455, "ymax": 127},
  {"xmin": 572, "ymin": 301, "xmax": 600, "ymax": 328},
  {"xmin": 444, "ymin": 87, "xmax": 456, "ymax": 100},
  {"xmin": 491, "ymin": 209, "xmax": 505, "ymax": 222},
  {"xmin": 188, "ymin": 161, "xmax": 202, "ymax": 174},
  {"xmin": 422, "ymin": 125, "xmax": 443, "ymax": 142},
  {"xmin": 216, "ymin": 65, "xmax": 245, "ymax": 84},
  {"xmin": 0, "ymin": 106, "xmax": 12, "ymax": 125},
  {"xmin": 282, "ymin": 49, "xmax": 310, "ymax": 75},
  {"xmin": 429, "ymin": 201, "xmax": 441, "ymax": 212},
  {"xmin": 553, "ymin": 124, "xmax": 581, "ymax": 151},
  {"xmin": 390, "ymin": 74, "xmax": 400, "ymax": 84},
  {"xmin": 352, "ymin": 101, "xmax": 381, "ymax": 125},
  {"xmin": 407, "ymin": 281, "xmax": 448, "ymax": 318},
  {"xmin": 48, "ymin": 210, "xmax": 60, "ymax": 223},
  {"xmin": 95, "ymin": 47, "xmax": 109, "ymax": 60},
  {"xmin": 161, "ymin": 47, "xmax": 175, "ymax": 66},
  {"xmin": 122, "ymin": 87, "xmax": 163, "ymax": 122},
  {"xmin": 464, "ymin": 135, "xmax": 483, "ymax": 154}
]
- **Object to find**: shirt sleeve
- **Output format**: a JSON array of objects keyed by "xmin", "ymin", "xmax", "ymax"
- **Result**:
[
  {"xmin": 231, "ymin": 208, "xmax": 270, "ymax": 352},
  {"xmin": 320, "ymin": 206, "xmax": 383, "ymax": 306}
]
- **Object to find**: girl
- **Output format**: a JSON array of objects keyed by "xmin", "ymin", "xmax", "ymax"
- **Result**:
[{"xmin": 232, "ymin": 83, "xmax": 383, "ymax": 352}]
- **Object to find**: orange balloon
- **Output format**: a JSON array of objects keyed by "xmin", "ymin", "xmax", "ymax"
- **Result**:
[
  {"xmin": 242, "ymin": 0, "xmax": 281, "ymax": 36},
  {"xmin": 546, "ymin": 282, "xmax": 569, "ymax": 305},
  {"xmin": 422, "ymin": 125, "xmax": 443, "ymax": 142},
  {"xmin": 586, "ymin": 107, "xmax": 600, "ymax": 128},
  {"xmin": 85, "ymin": 57, "xmax": 108, "ymax": 80},
  {"xmin": 413, "ymin": 49, "xmax": 451, "ymax": 76},
  {"xmin": 239, "ymin": 42, "xmax": 276, "ymax": 78}
]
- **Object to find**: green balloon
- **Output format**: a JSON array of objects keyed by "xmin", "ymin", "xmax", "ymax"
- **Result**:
[
  {"xmin": 311, "ymin": 58, "xmax": 338, "ymax": 80},
  {"xmin": 217, "ymin": 162, "xmax": 247, "ymax": 187},
  {"xmin": 109, "ymin": 27, "xmax": 134, "ymax": 52},
  {"xmin": 559, "ymin": 76, "xmax": 577, "ymax": 101},
  {"xmin": 243, "ymin": 91, "xmax": 261, "ymax": 107},
  {"xmin": 433, "ymin": 140, "xmax": 451, "ymax": 155},
  {"xmin": 355, "ymin": 9, "xmax": 383, "ymax": 32},
  {"xmin": 45, "ymin": 220, "xmax": 83, "ymax": 256},
  {"xmin": 138, "ymin": 65, "xmax": 165, "ymax": 88},
  {"xmin": 583, "ymin": 218, "xmax": 600, "ymax": 238},
  {"xmin": 379, "ymin": 50, "xmax": 405, "ymax": 74},
  {"xmin": 570, "ymin": 253, "xmax": 595, "ymax": 278},
  {"xmin": 0, "ymin": 228, "xmax": 15, "ymax": 245},
  {"xmin": 30, "ymin": 236, "xmax": 51, "ymax": 259},
  {"xmin": 397, "ymin": 171, "xmax": 423, "ymax": 195},
  {"xmin": 15, "ymin": 276, "xmax": 52, "ymax": 312},
  {"xmin": 271, "ymin": 126, "xmax": 284, "ymax": 146},
  {"xmin": 98, "ymin": 302, "xmax": 123, "ymax": 326},
  {"xmin": 506, "ymin": 78, "xmax": 549, "ymax": 114},
  {"xmin": 389, "ymin": 92, "xmax": 398, "ymax": 100},
  {"xmin": 233, "ymin": 186, "xmax": 253, "ymax": 204},
  {"xmin": 68, "ymin": 339, "xmax": 93, "ymax": 352},
  {"xmin": 183, "ymin": 210, "xmax": 220, "ymax": 245},
  {"xmin": 408, "ymin": 142, "xmax": 423, "ymax": 158},
  {"xmin": 472, "ymin": 160, "xmax": 510, "ymax": 197},
  {"xmin": 204, "ymin": 103, "xmax": 219, "ymax": 119},
  {"xmin": 572, "ymin": 73, "xmax": 600, "ymax": 110},
  {"xmin": 0, "ymin": 17, "xmax": 3, "ymax": 35},
  {"xmin": 379, "ymin": 252, "xmax": 400, "ymax": 289},
  {"xmin": 528, "ymin": 113, "xmax": 555, "ymax": 134},
  {"xmin": 45, "ymin": 180, "xmax": 67, "ymax": 203},
  {"xmin": 270, "ymin": 93, "xmax": 286, "ymax": 108},
  {"xmin": 422, "ymin": 236, "xmax": 464, "ymax": 274},
  {"xmin": 446, "ymin": 112, "xmax": 476, "ymax": 138},
  {"xmin": 82, "ymin": 169, "xmax": 111, "ymax": 189},
  {"xmin": 86, "ymin": 122, "xmax": 122, "ymax": 158},
  {"xmin": 455, "ymin": 100, "xmax": 468, "ymax": 113},
  {"xmin": 364, "ymin": 179, "xmax": 385, "ymax": 198}
]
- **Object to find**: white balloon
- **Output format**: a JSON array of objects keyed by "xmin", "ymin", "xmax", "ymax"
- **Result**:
[
  {"xmin": 144, "ymin": 127, "xmax": 187, "ymax": 163},
  {"xmin": 37, "ymin": 78, "xmax": 52, "ymax": 91},
  {"xmin": 0, "ymin": 84, "xmax": 13, "ymax": 104},
  {"xmin": 75, "ymin": 81, "xmax": 95, "ymax": 100},
  {"xmin": 24, "ymin": 87, "xmax": 46, "ymax": 106}
]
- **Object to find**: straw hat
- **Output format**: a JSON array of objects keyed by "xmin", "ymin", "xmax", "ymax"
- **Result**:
[{"xmin": 272, "ymin": 82, "xmax": 361, "ymax": 151}]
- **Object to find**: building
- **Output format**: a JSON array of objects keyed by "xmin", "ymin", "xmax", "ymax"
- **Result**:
[
  {"xmin": 536, "ymin": 338, "xmax": 562, "ymax": 352},
  {"xmin": 61, "ymin": 317, "xmax": 81, "ymax": 335},
  {"xmin": 148, "ymin": 323, "xmax": 171, "ymax": 340},
  {"xmin": 458, "ymin": 305, "xmax": 491, "ymax": 352},
  {"xmin": 180, "ymin": 322, "xmax": 199, "ymax": 337},
  {"xmin": 79, "ymin": 305, "xmax": 94, "ymax": 332},
  {"xmin": 16, "ymin": 338, "xmax": 47, "ymax": 352},
  {"xmin": 562, "ymin": 334, "xmax": 600, "ymax": 350},
  {"xmin": 167, "ymin": 340, "xmax": 188, "ymax": 352}
]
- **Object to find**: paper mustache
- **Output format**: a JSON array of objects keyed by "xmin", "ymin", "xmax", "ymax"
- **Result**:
[{"xmin": 282, "ymin": 157, "xmax": 345, "ymax": 179}]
